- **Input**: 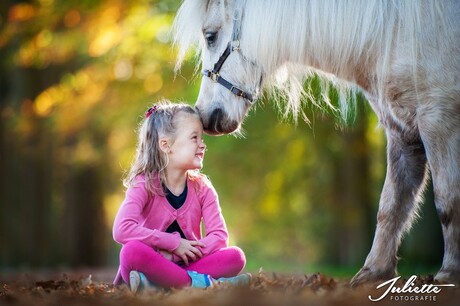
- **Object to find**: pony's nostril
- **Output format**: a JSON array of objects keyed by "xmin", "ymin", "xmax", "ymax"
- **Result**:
[
  {"xmin": 208, "ymin": 108, "xmax": 224, "ymax": 133},
  {"xmin": 205, "ymin": 108, "xmax": 239, "ymax": 135}
]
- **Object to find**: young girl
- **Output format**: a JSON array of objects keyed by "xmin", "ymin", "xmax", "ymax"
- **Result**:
[{"xmin": 112, "ymin": 100, "xmax": 249, "ymax": 291}]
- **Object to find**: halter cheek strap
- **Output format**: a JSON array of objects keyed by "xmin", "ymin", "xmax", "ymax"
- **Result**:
[
  {"xmin": 201, "ymin": 0, "xmax": 255, "ymax": 104},
  {"xmin": 202, "ymin": 42, "xmax": 253, "ymax": 102}
]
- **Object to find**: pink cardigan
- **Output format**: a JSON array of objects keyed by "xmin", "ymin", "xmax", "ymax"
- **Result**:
[{"xmin": 112, "ymin": 175, "xmax": 228, "ymax": 284}]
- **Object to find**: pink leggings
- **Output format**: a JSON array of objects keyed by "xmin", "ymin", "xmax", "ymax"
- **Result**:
[{"xmin": 118, "ymin": 240, "xmax": 246, "ymax": 288}]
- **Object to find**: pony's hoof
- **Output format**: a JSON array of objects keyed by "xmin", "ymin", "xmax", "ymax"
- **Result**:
[{"xmin": 350, "ymin": 267, "xmax": 397, "ymax": 288}]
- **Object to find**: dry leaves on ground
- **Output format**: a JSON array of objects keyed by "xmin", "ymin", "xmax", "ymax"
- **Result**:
[{"xmin": 1, "ymin": 269, "xmax": 458, "ymax": 306}]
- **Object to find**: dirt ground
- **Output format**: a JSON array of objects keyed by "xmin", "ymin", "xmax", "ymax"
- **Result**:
[{"xmin": 1, "ymin": 269, "xmax": 458, "ymax": 306}]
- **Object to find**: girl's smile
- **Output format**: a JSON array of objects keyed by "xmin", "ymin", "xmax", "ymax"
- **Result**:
[
  {"xmin": 195, "ymin": 151, "xmax": 205, "ymax": 160},
  {"xmin": 165, "ymin": 113, "xmax": 206, "ymax": 173}
]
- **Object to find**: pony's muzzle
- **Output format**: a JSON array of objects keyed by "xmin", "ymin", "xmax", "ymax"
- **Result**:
[{"xmin": 203, "ymin": 108, "xmax": 239, "ymax": 135}]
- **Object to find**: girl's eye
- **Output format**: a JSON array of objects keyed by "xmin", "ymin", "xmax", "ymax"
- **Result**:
[{"xmin": 204, "ymin": 31, "xmax": 218, "ymax": 48}]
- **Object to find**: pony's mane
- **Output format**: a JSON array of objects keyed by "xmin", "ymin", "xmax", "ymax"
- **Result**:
[{"xmin": 173, "ymin": 0, "xmax": 446, "ymax": 122}]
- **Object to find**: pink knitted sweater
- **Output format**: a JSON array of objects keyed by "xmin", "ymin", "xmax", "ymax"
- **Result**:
[{"xmin": 113, "ymin": 174, "xmax": 229, "ymax": 255}]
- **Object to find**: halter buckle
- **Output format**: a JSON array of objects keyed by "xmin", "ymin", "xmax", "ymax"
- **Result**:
[
  {"xmin": 231, "ymin": 40, "xmax": 240, "ymax": 51},
  {"xmin": 210, "ymin": 71, "xmax": 220, "ymax": 82},
  {"xmin": 230, "ymin": 86, "xmax": 242, "ymax": 97}
]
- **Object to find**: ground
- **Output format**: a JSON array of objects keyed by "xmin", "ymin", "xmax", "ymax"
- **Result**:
[{"xmin": 1, "ymin": 269, "xmax": 458, "ymax": 306}]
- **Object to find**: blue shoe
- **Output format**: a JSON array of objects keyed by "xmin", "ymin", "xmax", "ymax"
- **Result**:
[
  {"xmin": 129, "ymin": 271, "xmax": 153, "ymax": 293},
  {"xmin": 187, "ymin": 270, "xmax": 214, "ymax": 288},
  {"xmin": 217, "ymin": 273, "xmax": 252, "ymax": 286}
]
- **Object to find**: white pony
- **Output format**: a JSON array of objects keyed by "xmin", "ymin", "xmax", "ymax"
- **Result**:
[{"xmin": 173, "ymin": 0, "xmax": 460, "ymax": 286}]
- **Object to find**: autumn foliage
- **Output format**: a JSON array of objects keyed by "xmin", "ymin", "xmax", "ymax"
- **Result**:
[{"xmin": 1, "ymin": 270, "xmax": 459, "ymax": 306}]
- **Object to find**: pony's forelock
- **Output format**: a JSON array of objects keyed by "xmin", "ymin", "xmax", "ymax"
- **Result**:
[{"xmin": 172, "ymin": 0, "xmax": 207, "ymax": 73}]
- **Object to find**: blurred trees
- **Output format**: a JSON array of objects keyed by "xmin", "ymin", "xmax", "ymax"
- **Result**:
[
  {"xmin": 0, "ymin": 0, "xmax": 191, "ymax": 267},
  {"xmin": 0, "ymin": 0, "xmax": 442, "ymax": 274}
]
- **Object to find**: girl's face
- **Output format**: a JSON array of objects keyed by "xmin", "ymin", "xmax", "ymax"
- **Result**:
[{"xmin": 166, "ymin": 112, "xmax": 206, "ymax": 172}]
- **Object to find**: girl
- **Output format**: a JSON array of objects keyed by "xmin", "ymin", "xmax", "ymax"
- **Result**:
[{"xmin": 112, "ymin": 100, "xmax": 249, "ymax": 291}]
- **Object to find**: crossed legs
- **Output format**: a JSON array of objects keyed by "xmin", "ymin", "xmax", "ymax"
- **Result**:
[{"xmin": 119, "ymin": 240, "xmax": 246, "ymax": 288}]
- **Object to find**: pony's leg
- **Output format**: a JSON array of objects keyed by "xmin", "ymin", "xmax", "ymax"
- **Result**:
[
  {"xmin": 351, "ymin": 129, "xmax": 428, "ymax": 287},
  {"xmin": 418, "ymin": 103, "xmax": 460, "ymax": 283}
]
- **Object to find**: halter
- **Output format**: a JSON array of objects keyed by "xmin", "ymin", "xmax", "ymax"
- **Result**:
[{"xmin": 201, "ymin": 1, "xmax": 254, "ymax": 104}]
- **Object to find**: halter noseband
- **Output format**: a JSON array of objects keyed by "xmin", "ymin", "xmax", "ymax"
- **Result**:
[{"xmin": 201, "ymin": 1, "xmax": 254, "ymax": 104}]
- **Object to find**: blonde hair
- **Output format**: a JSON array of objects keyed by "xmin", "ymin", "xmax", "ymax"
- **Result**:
[{"xmin": 124, "ymin": 99, "xmax": 201, "ymax": 197}]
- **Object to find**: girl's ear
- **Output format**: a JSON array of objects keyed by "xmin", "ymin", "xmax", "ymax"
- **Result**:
[{"xmin": 159, "ymin": 138, "xmax": 170, "ymax": 153}]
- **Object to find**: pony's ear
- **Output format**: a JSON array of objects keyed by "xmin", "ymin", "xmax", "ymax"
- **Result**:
[{"xmin": 159, "ymin": 138, "xmax": 171, "ymax": 153}]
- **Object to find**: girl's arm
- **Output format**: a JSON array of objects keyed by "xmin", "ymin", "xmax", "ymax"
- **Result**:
[
  {"xmin": 198, "ymin": 183, "xmax": 229, "ymax": 256},
  {"xmin": 112, "ymin": 183, "xmax": 181, "ymax": 252}
]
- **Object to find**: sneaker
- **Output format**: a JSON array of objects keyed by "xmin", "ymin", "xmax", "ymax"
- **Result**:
[
  {"xmin": 129, "ymin": 270, "xmax": 151, "ymax": 293},
  {"xmin": 187, "ymin": 270, "xmax": 214, "ymax": 288},
  {"xmin": 216, "ymin": 273, "xmax": 252, "ymax": 286}
]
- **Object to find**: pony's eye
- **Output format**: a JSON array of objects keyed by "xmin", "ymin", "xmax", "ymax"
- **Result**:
[{"xmin": 204, "ymin": 31, "xmax": 218, "ymax": 48}]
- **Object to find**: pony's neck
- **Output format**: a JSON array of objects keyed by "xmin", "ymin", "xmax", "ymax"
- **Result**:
[{"xmin": 241, "ymin": 0, "xmax": 377, "ymax": 90}]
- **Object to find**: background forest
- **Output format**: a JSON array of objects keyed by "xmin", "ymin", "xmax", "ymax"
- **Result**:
[{"xmin": 0, "ymin": 0, "xmax": 444, "ymax": 279}]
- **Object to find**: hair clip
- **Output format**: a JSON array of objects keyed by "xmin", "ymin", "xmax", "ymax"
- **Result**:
[{"xmin": 145, "ymin": 105, "xmax": 158, "ymax": 118}]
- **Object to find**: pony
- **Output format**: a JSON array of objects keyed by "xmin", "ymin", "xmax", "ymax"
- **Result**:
[{"xmin": 172, "ymin": 0, "xmax": 460, "ymax": 286}]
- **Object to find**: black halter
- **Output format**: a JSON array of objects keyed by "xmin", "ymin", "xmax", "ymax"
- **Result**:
[
  {"xmin": 201, "ymin": 1, "xmax": 254, "ymax": 103},
  {"xmin": 202, "ymin": 42, "xmax": 253, "ymax": 102}
]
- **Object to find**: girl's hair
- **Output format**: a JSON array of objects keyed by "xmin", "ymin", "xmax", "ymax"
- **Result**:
[{"xmin": 124, "ymin": 99, "xmax": 201, "ymax": 196}]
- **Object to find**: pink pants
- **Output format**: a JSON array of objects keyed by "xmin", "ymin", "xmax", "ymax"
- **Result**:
[{"xmin": 117, "ymin": 240, "xmax": 246, "ymax": 288}]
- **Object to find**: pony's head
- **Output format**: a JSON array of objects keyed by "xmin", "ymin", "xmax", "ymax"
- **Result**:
[{"xmin": 173, "ymin": 0, "xmax": 262, "ymax": 135}]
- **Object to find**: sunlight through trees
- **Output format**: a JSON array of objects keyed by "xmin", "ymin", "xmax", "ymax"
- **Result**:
[{"xmin": 0, "ymin": 0, "xmax": 442, "ymax": 275}]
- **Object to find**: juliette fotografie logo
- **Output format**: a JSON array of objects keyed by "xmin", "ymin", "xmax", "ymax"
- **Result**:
[{"xmin": 368, "ymin": 275, "xmax": 455, "ymax": 302}]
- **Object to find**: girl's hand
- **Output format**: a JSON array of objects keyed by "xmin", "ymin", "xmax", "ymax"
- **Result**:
[{"xmin": 173, "ymin": 239, "xmax": 206, "ymax": 266}]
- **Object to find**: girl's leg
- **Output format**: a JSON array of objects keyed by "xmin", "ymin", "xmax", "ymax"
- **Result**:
[
  {"xmin": 119, "ymin": 240, "xmax": 191, "ymax": 288},
  {"xmin": 187, "ymin": 246, "xmax": 246, "ymax": 278}
]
